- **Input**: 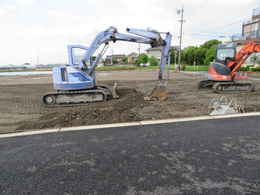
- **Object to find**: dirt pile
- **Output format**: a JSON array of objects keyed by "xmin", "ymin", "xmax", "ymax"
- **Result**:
[{"xmin": 17, "ymin": 87, "xmax": 149, "ymax": 130}]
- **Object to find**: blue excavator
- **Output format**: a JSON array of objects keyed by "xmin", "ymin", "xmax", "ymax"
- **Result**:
[{"xmin": 42, "ymin": 27, "xmax": 172, "ymax": 106}]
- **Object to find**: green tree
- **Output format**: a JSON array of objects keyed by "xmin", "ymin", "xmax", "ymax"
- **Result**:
[
  {"xmin": 195, "ymin": 47, "xmax": 207, "ymax": 65},
  {"xmin": 122, "ymin": 57, "xmax": 128, "ymax": 64},
  {"xmin": 182, "ymin": 46, "xmax": 198, "ymax": 65},
  {"xmin": 204, "ymin": 47, "xmax": 216, "ymax": 65},
  {"xmin": 136, "ymin": 54, "xmax": 149, "ymax": 65},
  {"xmin": 112, "ymin": 57, "xmax": 117, "ymax": 64},
  {"xmin": 201, "ymin": 40, "xmax": 221, "ymax": 49},
  {"xmin": 149, "ymin": 56, "xmax": 159, "ymax": 66}
]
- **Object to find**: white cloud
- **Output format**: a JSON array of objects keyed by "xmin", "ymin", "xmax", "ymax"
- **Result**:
[
  {"xmin": 0, "ymin": 0, "xmax": 259, "ymax": 65},
  {"xmin": 0, "ymin": 5, "xmax": 16, "ymax": 16}
]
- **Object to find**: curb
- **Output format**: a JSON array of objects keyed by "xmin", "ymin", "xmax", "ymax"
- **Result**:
[{"xmin": 0, "ymin": 112, "xmax": 260, "ymax": 139}]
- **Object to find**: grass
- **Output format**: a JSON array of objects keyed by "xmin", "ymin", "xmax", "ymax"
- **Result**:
[
  {"xmin": 96, "ymin": 65, "xmax": 137, "ymax": 71},
  {"xmin": 0, "ymin": 65, "xmax": 211, "ymax": 73},
  {"xmin": 184, "ymin": 65, "xmax": 209, "ymax": 71}
]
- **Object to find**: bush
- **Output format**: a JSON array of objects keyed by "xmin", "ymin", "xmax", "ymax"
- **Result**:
[
  {"xmin": 136, "ymin": 54, "xmax": 148, "ymax": 65},
  {"xmin": 122, "ymin": 57, "xmax": 128, "ymax": 64},
  {"xmin": 240, "ymin": 66, "xmax": 250, "ymax": 71},
  {"xmin": 250, "ymin": 66, "xmax": 260, "ymax": 72},
  {"xmin": 149, "ymin": 56, "xmax": 159, "ymax": 66}
]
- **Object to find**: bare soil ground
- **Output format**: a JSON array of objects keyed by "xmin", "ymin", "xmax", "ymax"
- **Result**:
[{"xmin": 0, "ymin": 70, "xmax": 260, "ymax": 134}]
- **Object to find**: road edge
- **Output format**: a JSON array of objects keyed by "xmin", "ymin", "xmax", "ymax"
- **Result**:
[{"xmin": 1, "ymin": 112, "xmax": 260, "ymax": 138}]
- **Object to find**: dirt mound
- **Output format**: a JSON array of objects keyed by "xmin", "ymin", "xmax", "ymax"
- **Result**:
[{"xmin": 17, "ymin": 87, "xmax": 149, "ymax": 130}]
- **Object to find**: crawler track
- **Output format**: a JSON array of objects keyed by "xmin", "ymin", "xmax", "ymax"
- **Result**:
[{"xmin": 42, "ymin": 86, "xmax": 113, "ymax": 107}]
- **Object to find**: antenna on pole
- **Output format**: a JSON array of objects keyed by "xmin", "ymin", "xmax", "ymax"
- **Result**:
[{"xmin": 177, "ymin": 6, "xmax": 185, "ymax": 71}]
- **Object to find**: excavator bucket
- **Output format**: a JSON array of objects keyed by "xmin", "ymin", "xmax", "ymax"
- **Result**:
[
  {"xmin": 112, "ymin": 82, "xmax": 119, "ymax": 99},
  {"xmin": 144, "ymin": 82, "xmax": 169, "ymax": 101}
]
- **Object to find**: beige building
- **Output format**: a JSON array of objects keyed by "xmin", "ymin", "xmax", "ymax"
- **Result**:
[
  {"xmin": 146, "ymin": 47, "xmax": 162, "ymax": 60},
  {"xmin": 127, "ymin": 52, "xmax": 138, "ymax": 64}
]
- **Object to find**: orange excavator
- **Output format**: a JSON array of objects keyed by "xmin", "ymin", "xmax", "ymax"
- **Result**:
[{"xmin": 199, "ymin": 41, "xmax": 260, "ymax": 92}]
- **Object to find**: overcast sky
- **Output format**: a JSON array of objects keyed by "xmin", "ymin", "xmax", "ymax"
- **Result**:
[{"xmin": 0, "ymin": 0, "xmax": 259, "ymax": 65}]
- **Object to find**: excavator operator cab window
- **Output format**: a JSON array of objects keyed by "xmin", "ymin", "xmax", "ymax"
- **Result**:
[
  {"xmin": 71, "ymin": 48, "xmax": 87, "ymax": 65},
  {"xmin": 216, "ymin": 43, "xmax": 236, "ymax": 64},
  {"xmin": 216, "ymin": 48, "xmax": 236, "ymax": 63}
]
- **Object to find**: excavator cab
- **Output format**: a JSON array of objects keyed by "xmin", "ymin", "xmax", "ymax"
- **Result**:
[
  {"xmin": 206, "ymin": 43, "xmax": 237, "ymax": 81},
  {"xmin": 215, "ymin": 42, "xmax": 236, "ymax": 64}
]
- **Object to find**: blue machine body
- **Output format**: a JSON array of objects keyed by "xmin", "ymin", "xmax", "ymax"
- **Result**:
[
  {"xmin": 53, "ymin": 44, "xmax": 96, "ymax": 91},
  {"xmin": 53, "ymin": 66, "xmax": 94, "ymax": 90}
]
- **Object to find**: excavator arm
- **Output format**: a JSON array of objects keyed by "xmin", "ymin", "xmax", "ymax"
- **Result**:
[
  {"xmin": 77, "ymin": 26, "xmax": 172, "ymax": 81},
  {"xmin": 229, "ymin": 42, "xmax": 260, "ymax": 78}
]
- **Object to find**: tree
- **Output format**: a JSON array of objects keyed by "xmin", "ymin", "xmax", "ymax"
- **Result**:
[
  {"xmin": 180, "ymin": 39, "xmax": 221, "ymax": 66},
  {"xmin": 182, "ymin": 46, "xmax": 198, "ymax": 65},
  {"xmin": 195, "ymin": 47, "xmax": 207, "ymax": 65},
  {"xmin": 122, "ymin": 57, "xmax": 128, "ymax": 64},
  {"xmin": 136, "ymin": 54, "xmax": 148, "ymax": 65},
  {"xmin": 149, "ymin": 56, "xmax": 159, "ymax": 66},
  {"xmin": 201, "ymin": 40, "xmax": 221, "ymax": 49},
  {"xmin": 112, "ymin": 57, "xmax": 117, "ymax": 64},
  {"xmin": 204, "ymin": 47, "xmax": 216, "ymax": 65}
]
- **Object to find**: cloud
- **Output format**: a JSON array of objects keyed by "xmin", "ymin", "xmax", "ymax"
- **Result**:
[
  {"xmin": 0, "ymin": 5, "xmax": 16, "ymax": 16},
  {"xmin": 0, "ymin": 0, "xmax": 259, "ymax": 65}
]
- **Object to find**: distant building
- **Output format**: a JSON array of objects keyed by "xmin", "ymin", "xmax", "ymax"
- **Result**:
[
  {"xmin": 146, "ymin": 46, "xmax": 179, "ymax": 61},
  {"xmin": 146, "ymin": 47, "xmax": 162, "ymax": 60},
  {"xmin": 127, "ymin": 52, "xmax": 138, "ymax": 64},
  {"xmin": 104, "ymin": 54, "xmax": 126, "ymax": 65},
  {"xmin": 234, "ymin": 7, "xmax": 260, "ymax": 44},
  {"xmin": 242, "ymin": 7, "xmax": 260, "ymax": 42}
]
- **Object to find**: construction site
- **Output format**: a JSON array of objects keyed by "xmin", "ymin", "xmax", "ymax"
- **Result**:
[
  {"xmin": 0, "ymin": 70, "xmax": 260, "ymax": 134},
  {"xmin": 2, "ymin": 1, "xmax": 260, "ymax": 194},
  {"xmin": 0, "ymin": 25, "xmax": 260, "ymax": 134}
]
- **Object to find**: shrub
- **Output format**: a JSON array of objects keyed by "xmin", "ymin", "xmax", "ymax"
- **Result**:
[
  {"xmin": 136, "ymin": 54, "xmax": 148, "ymax": 65},
  {"xmin": 149, "ymin": 56, "xmax": 159, "ymax": 66},
  {"xmin": 240, "ymin": 66, "xmax": 249, "ymax": 71},
  {"xmin": 250, "ymin": 66, "xmax": 260, "ymax": 72}
]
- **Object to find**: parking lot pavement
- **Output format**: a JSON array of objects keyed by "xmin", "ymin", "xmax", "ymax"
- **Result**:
[{"xmin": 0, "ymin": 116, "xmax": 260, "ymax": 195}]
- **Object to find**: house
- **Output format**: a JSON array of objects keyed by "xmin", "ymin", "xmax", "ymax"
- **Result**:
[
  {"xmin": 127, "ymin": 52, "xmax": 138, "ymax": 64},
  {"xmin": 104, "ymin": 54, "xmax": 126, "ymax": 65},
  {"xmin": 146, "ymin": 46, "xmax": 179, "ymax": 61},
  {"xmin": 146, "ymin": 47, "xmax": 162, "ymax": 61}
]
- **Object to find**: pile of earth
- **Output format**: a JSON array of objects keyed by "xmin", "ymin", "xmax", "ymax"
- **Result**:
[{"xmin": 17, "ymin": 87, "xmax": 150, "ymax": 130}]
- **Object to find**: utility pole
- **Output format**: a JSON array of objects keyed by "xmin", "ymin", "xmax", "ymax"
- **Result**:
[
  {"xmin": 177, "ymin": 6, "xmax": 185, "ymax": 71},
  {"xmin": 138, "ymin": 43, "xmax": 141, "ymax": 56}
]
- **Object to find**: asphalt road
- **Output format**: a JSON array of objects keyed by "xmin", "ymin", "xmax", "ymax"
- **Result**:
[{"xmin": 1, "ymin": 116, "xmax": 260, "ymax": 195}]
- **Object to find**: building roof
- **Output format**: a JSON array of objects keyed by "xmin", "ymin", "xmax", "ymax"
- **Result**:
[
  {"xmin": 146, "ymin": 47, "xmax": 163, "ymax": 52},
  {"xmin": 146, "ymin": 46, "xmax": 179, "ymax": 52},
  {"xmin": 128, "ymin": 52, "xmax": 138, "ymax": 57}
]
